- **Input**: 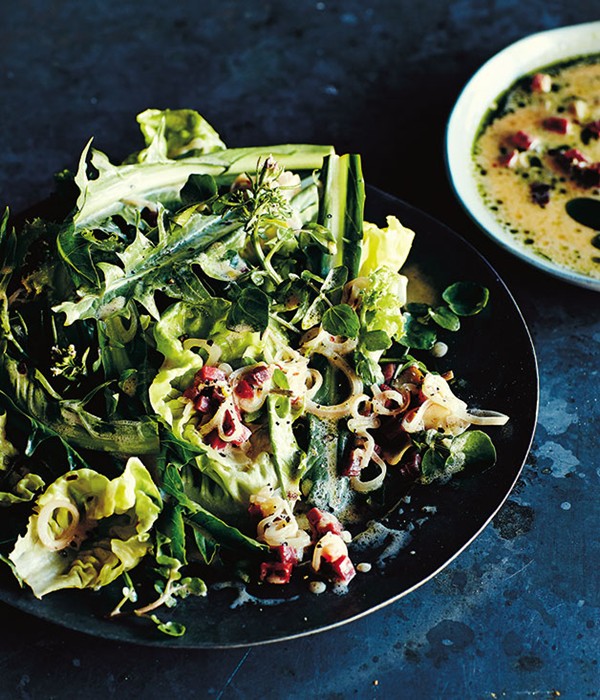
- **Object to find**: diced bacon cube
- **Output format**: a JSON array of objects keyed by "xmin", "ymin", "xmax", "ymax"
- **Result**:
[
  {"xmin": 341, "ymin": 447, "xmax": 363, "ymax": 478},
  {"xmin": 259, "ymin": 561, "xmax": 293, "ymax": 584},
  {"xmin": 531, "ymin": 72, "xmax": 552, "ymax": 93},
  {"xmin": 199, "ymin": 365, "xmax": 227, "ymax": 383},
  {"xmin": 234, "ymin": 379, "xmax": 254, "ymax": 399},
  {"xmin": 222, "ymin": 410, "xmax": 236, "ymax": 437},
  {"xmin": 182, "ymin": 384, "xmax": 199, "ymax": 400},
  {"xmin": 193, "ymin": 394, "xmax": 212, "ymax": 413},
  {"xmin": 206, "ymin": 429, "xmax": 228, "ymax": 451},
  {"xmin": 245, "ymin": 364, "xmax": 271, "ymax": 387},
  {"xmin": 497, "ymin": 149, "xmax": 519, "ymax": 167},
  {"xmin": 510, "ymin": 130, "xmax": 538, "ymax": 151},
  {"xmin": 327, "ymin": 555, "xmax": 356, "ymax": 585},
  {"xmin": 553, "ymin": 148, "xmax": 589, "ymax": 173},
  {"xmin": 275, "ymin": 544, "xmax": 298, "ymax": 566},
  {"xmin": 307, "ymin": 508, "xmax": 344, "ymax": 537},
  {"xmin": 381, "ymin": 363, "xmax": 397, "ymax": 383},
  {"xmin": 542, "ymin": 117, "xmax": 570, "ymax": 134}
]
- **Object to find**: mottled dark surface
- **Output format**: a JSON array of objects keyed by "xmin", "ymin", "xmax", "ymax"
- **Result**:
[{"xmin": 0, "ymin": 1, "xmax": 598, "ymax": 698}]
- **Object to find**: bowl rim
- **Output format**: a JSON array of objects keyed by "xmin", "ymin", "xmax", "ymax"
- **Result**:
[{"xmin": 445, "ymin": 20, "xmax": 600, "ymax": 292}]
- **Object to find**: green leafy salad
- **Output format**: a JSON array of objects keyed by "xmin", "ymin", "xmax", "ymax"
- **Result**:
[{"xmin": 0, "ymin": 109, "xmax": 508, "ymax": 636}]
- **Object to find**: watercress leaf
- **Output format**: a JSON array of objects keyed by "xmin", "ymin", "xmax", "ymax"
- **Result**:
[
  {"xmin": 429, "ymin": 306, "xmax": 461, "ymax": 331},
  {"xmin": 301, "ymin": 296, "xmax": 328, "ymax": 330},
  {"xmin": 420, "ymin": 447, "xmax": 446, "ymax": 480},
  {"xmin": 180, "ymin": 173, "xmax": 218, "ymax": 205},
  {"xmin": 271, "ymin": 368, "xmax": 289, "ymax": 390},
  {"xmin": 446, "ymin": 430, "xmax": 497, "ymax": 472},
  {"xmin": 178, "ymin": 576, "xmax": 208, "ymax": 598},
  {"xmin": 149, "ymin": 615, "xmax": 186, "ymax": 637},
  {"xmin": 398, "ymin": 315, "xmax": 437, "ymax": 350},
  {"xmin": 362, "ymin": 329, "xmax": 392, "ymax": 352},
  {"xmin": 298, "ymin": 222, "xmax": 336, "ymax": 255},
  {"xmin": 321, "ymin": 265, "xmax": 348, "ymax": 294},
  {"xmin": 354, "ymin": 351, "xmax": 384, "ymax": 385},
  {"xmin": 442, "ymin": 281, "xmax": 490, "ymax": 316},
  {"xmin": 227, "ymin": 287, "xmax": 270, "ymax": 333},
  {"xmin": 322, "ymin": 303, "xmax": 360, "ymax": 338},
  {"xmin": 406, "ymin": 302, "xmax": 430, "ymax": 317},
  {"xmin": 399, "ymin": 354, "xmax": 431, "ymax": 375}
]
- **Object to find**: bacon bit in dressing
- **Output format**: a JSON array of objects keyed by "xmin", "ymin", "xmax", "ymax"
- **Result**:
[
  {"xmin": 497, "ymin": 149, "xmax": 519, "ymax": 168},
  {"xmin": 542, "ymin": 116, "xmax": 571, "ymax": 134},
  {"xmin": 531, "ymin": 72, "xmax": 552, "ymax": 93},
  {"xmin": 509, "ymin": 130, "xmax": 538, "ymax": 151}
]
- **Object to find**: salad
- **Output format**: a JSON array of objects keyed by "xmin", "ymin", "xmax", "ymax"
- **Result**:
[{"xmin": 0, "ymin": 109, "xmax": 508, "ymax": 636}]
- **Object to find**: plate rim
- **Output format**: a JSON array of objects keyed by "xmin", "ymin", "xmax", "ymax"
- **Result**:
[{"xmin": 445, "ymin": 20, "xmax": 600, "ymax": 292}]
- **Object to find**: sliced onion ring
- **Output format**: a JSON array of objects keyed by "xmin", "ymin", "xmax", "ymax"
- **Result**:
[
  {"xmin": 305, "ymin": 352, "xmax": 364, "ymax": 419},
  {"xmin": 36, "ymin": 499, "xmax": 81, "ymax": 551},
  {"xmin": 464, "ymin": 409, "xmax": 510, "ymax": 426},
  {"xmin": 182, "ymin": 338, "xmax": 222, "ymax": 366},
  {"xmin": 350, "ymin": 453, "xmax": 388, "ymax": 493}
]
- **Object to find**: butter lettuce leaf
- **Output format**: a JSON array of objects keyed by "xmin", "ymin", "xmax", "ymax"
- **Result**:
[
  {"xmin": 358, "ymin": 215, "xmax": 414, "ymax": 277},
  {"xmin": 135, "ymin": 108, "xmax": 227, "ymax": 161},
  {"xmin": 9, "ymin": 457, "xmax": 162, "ymax": 598},
  {"xmin": 354, "ymin": 266, "xmax": 408, "ymax": 383},
  {"xmin": 149, "ymin": 300, "xmax": 300, "ymax": 519}
]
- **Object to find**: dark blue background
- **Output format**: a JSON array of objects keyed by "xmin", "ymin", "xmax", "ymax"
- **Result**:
[{"xmin": 0, "ymin": 2, "xmax": 598, "ymax": 697}]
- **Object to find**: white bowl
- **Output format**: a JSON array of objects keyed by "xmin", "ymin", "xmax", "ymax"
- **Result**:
[{"xmin": 446, "ymin": 21, "xmax": 600, "ymax": 291}]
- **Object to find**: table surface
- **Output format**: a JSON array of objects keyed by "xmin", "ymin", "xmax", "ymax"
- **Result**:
[{"xmin": 0, "ymin": 2, "xmax": 598, "ymax": 698}]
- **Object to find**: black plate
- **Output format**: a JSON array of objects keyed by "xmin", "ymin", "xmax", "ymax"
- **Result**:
[{"xmin": 0, "ymin": 189, "xmax": 539, "ymax": 648}]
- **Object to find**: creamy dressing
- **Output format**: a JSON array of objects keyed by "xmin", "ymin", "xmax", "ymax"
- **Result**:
[
  {"xmin": 211, "ymin": 580, "xmax": 300, "ymax": 608},
  {"xmin": 350, "ymin": 520, "xmax": 412, "ymax": 569},
  {"xmin": 473, "ymin": 55, "xmax": 600, "ymax": 279}
]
